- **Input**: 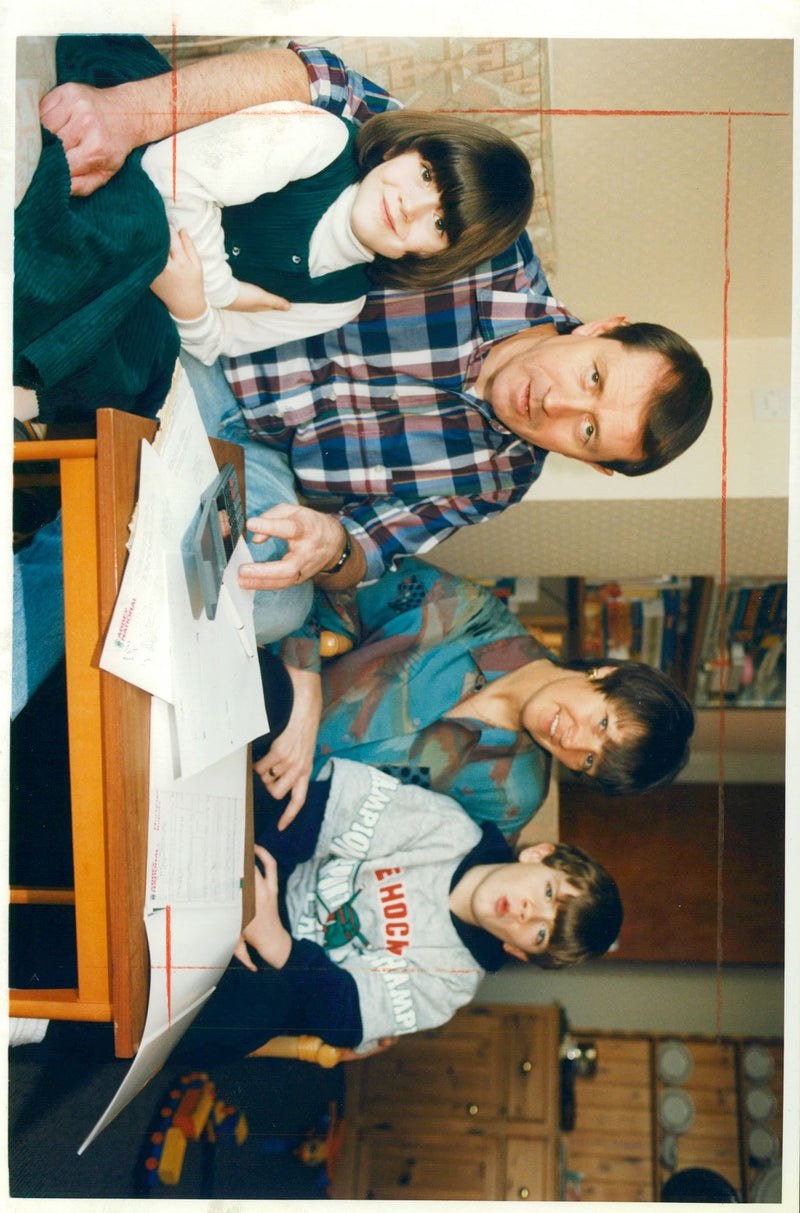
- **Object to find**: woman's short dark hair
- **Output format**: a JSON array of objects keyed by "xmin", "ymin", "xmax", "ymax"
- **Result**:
[
  {"xmin": 596, "ymin": 322, "xmax": 712, "ymax": 476},
  {"xmin": 564, "ymin": 657, "xmax": 695, "ymax": 794},
  {"xmin": 354, "ymin": 109, "xmax": 534, "ymax": 290}
]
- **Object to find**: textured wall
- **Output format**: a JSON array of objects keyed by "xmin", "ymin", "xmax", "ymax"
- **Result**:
[
  {"xmin": 428, "ymin": 496, "xmax": 789, "ymax": 580},
  {"xmin": 150, "ymin": 33, "xmax": 557, "ymax": 275},
  {"xmin": 548, "ymin": 40, "xmax": 793, "ymax": 341}
]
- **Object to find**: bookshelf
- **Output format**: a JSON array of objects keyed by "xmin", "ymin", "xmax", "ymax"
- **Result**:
[
  {"xmin": 566, "ymin": 576, "xmax": 787, "ymax": 709},
  {"xmin": 479, "ymin": 574, "xmax": 787, "ymax": 711},
  {"xmin": 691, "ymin": 578, "xmax": 787, "ymax": 708}
]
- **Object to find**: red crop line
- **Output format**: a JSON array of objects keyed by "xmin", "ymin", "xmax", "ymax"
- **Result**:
[
  {"xmin": 170, "ymin": 22, "xmax": 178, "ymax": 202},
  {"xmin": 114, "ymin": 104, "xmax": 792, "ymax": 122},
  {"xmin": 715, "ymin": 112, "xmax": 732, "ymax": 1040},
  {"xmin": 445, "ymin": 106, "xmax": 790, "ymax": 118},
  {"xmin": 165, "ymin": 903, "xmax": 173, "ymax": 1027}
]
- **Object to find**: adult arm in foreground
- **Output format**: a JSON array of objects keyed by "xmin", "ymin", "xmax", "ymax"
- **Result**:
[{"xmin": 39, "ymin": 47, "xmax": 311, "ymax": 194}]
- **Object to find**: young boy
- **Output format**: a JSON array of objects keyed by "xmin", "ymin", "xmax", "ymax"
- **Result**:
[{"xmin": 173, "ymin": 750, "xmax": 622, "ymax": 1066}]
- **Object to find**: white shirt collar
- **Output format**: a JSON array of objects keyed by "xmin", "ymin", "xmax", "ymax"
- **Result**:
[{"xmin": 309, "ymin": 183, "xmax": 374, "ymax": 277}]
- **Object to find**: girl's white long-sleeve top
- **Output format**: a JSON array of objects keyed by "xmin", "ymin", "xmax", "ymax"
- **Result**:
[{"xmin": 142, "ymin": 100, "xmax": 373, "ymax": 363}]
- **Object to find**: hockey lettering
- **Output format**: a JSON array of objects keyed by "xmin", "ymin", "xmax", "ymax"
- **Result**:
[
  {"xmin": 376, "ymin": 869, "xmax": 410, "ymax": 954},
  {"xmin": 374, "ymin": 952, "xmax": 417, "ymax": 1033}
]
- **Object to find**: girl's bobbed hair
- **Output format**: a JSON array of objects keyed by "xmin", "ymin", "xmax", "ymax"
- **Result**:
[{"xmin": 354, "ymin": 109, "xmax": 534, "ymax": 291}]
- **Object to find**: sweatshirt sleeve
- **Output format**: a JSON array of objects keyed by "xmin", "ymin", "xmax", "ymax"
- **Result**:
[
  {"xmin": 282, "ymin": 937, "xmax": 364, "ymax": 1049},
  {"xmin": 171, "ymin": 296, "xmax": 365, "ymax": 363}
]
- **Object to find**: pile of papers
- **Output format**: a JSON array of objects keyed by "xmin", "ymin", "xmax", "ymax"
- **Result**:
[{"xmin": 81, "ymin": 366, "xmax": 268, "ymax": 1152}]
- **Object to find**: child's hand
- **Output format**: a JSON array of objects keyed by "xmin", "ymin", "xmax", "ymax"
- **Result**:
[
  {"xmin": 226, "ymin": 280, "xmax": 291, "ymax": 313},
  {"xmin": 234, "ymin": 845, "xmax": 292, "ymax": 970},
  {"xmin": 150, "ymin": 226, "xmax": 206, "ymax": 320},
  {"xmin": 338, "ymin": 1037, "xmax": 398, "ymax": 1062}
]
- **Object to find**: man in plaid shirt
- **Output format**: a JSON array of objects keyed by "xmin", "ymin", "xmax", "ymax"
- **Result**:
[{"xmin": 39, "ymin": 38, "xmax": 712, "ymax": 625}]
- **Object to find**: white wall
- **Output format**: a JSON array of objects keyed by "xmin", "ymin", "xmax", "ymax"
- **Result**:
[
  {"xmin": 478, "ymin": 962, "xmax": 785, "ymax": 1038},
  {"xmin": 539, "ymin": 39, "xmax": 792, "ymax": 508}
]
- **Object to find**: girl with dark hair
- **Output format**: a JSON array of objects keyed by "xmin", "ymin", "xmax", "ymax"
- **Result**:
[{"xmin": 143, "ymin": 102, "xmax": 533, "ymax": 363}]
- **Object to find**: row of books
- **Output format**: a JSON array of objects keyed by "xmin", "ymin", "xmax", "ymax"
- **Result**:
[
  {"xmin": 579, "ymin": 578, "xmax": 692, "ymax": 680},
  {"xmin": 700, "ymin": 580, "xmax": 787, "ymax": 654},
  {"xmin": 694, "ymin": 579, "xmax": 787, "ymax": 707}
]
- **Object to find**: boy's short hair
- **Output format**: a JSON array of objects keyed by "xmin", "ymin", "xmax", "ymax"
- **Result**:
[
  {"xmin": 354, "ymin": 109, "xmax": 534, "ymax": 291},
  {"xmin": 564, "ymin": 657, "xmax": 694, "ymax": 794},
  {"xmin": 521, "ymin": 842, "xmax": 623, "ymax": 969}
]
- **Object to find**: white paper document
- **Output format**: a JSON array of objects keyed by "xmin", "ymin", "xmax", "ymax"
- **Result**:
[
  {"xmin": 79, "ymin": 696, "xmax": 250, "ymax": 1153},
  {"xmin": 99, "ymin": 364, "xmax": 268, "ymax": 769},
  {"xmin": 164, "ymin": 541, "xmax": 268, "ymax": 780},
  {"xmin": 99, "ymin": 439, "xmax": 190, "ymax": 701},
  {"xmin": 146, "ymin": 695, "xmax": 249, "ymax": 911},
  {"xmin": 77, "ymin": 984, "xmax": 217, "ymax": 1156}
]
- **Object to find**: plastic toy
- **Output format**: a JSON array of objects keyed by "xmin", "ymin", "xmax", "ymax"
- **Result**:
[
  {"xmin": 257, "ymin": 1101, "xmax": 345, "ymax": 1196},
  {"xmin": 141, "ymin": 1071, "xmax": 248, "ymax": 1190}
]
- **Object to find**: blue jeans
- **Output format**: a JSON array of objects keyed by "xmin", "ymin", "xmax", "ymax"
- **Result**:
[
  {"xmin": 12, "ymin": 513, "xmax": 66, "ymax": 720},
  {"xmin": 180, "ymin": 352, "xmax": 313, "ymax": 644},
  {"xmin": 12, "ymin": 356, "xmax": 312, "ymax": 715}
]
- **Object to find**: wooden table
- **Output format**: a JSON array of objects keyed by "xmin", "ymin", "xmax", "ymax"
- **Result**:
[{"xmin": 10, "ymin": 408, "xmax": 251, "ymax": 1057}]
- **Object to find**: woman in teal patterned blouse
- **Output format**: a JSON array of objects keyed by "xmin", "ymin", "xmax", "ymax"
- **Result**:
[{"xmin": 259, "ymin": 559, "xmax": 694, "ymax": 837}]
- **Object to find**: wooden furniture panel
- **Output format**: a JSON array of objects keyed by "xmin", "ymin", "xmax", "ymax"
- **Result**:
[
  {"xmin": 504, "ymin": 1136, "xmax": 553, "ymax": 1202},
  {"xmin": 334, "ymin": 1003, "xmax": 562, "ymax": 1201},
  {"xmin": 740, "ymin": 1042, "xmax": 783, "ymax": 1199},
  {"xmin": 354, "ymin": 1008, "xmax": 506, "ymax": 1125},
  {"xmin": 10, "ymin": 438, "xmax": 111, "ymax": 1025},
  {"xmin": 563, "ymin": 1030, "xmax": 784, "ymax": 1201},
  {"xmin": 566, "ymin": 1032, "xmax": 655, "ymax": 1202},
  {"xmin": 559, "ymin": 782, "xmax": 785, "ymax": 964},
  {"xmin": 504, "ymin": 1009, "xmax": 561, "ymax": 1125},
  {"xmin": 10, "ymin": 410, "xmax": 248, "ymax": 1057},
  {"xmin": 354, "ymin": 1132, "xmax": 500, "ymax": 1200},
  {"xmin": 96, "ymin": 410, "xmax": 158, "ymax": 1055},
  {"xmin": 656, "ymin": 1040, "xmax": 740, "ymax": 1193},
  {"xmin": 567, "ymin": 1148, "xmax": 654, "ymax": 1196}
]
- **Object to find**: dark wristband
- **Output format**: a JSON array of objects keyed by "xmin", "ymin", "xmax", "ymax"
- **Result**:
[{"xmin": 321, "ymin": 529, "xmax": 351, "ymax": 575}]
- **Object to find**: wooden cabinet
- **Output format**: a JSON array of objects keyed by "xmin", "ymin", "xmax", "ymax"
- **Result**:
[
  {"xmin": 656, "ymin": 1037, "xmax": 784, "ymax": 1201},
  {"xmin": 332, "ymin": 1003, "xmax": 562, "ymax": 1201},
  {"xmin": 565, "ymin": 1036, "xmax": 655, "ymax": 1202},
  {"xmin": 563, "ymin": 1030, "xmax": 784, "ymax": 1202},
  {"xmin": 349, "ymin": 1132, "xmax": 501, "ymax": 1200}
]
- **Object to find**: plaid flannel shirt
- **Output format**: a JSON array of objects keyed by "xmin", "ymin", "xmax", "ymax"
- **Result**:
[{"xmin": 222, "ymin": 43, "xmax": 580, "ymax": 586}]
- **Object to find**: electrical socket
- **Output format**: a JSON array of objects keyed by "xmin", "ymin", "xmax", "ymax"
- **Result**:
[{"xmin": 752, "ymin": 389, "xmax": 791, "ymax": 421}]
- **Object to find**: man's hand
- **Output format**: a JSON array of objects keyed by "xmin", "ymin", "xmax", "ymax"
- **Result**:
[
  {"xmin": 149, "ymin": 227, "xmax": 206, "ymax": 319},
  {"xmin": 253, "ymin": 665, "xmax": 323, "ymax": 829},
  {"xmin": 39, "ymin": 81, "xmax": 145, "ymax": 196},
  {"xmin": 233, "ymin": 845, "xmax": 292, "ymax": 970},
  {"xmin": 240, "ymin": 505, "xmax": 361, "ymax": 591},
  {"xmin": 39, "ymin": 48, "xmax": 312, "ymax": 197}
]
